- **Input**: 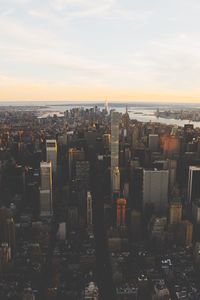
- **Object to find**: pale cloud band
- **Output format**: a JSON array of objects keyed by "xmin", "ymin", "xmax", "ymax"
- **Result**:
[{"xmin": 0, "ymin": 0, "xmax": 200, "ymax": 102}]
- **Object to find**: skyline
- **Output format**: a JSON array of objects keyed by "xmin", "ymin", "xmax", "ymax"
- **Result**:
[{"xmin": 1, "ymin": 0, "xmax": 200, "ymax": 102}]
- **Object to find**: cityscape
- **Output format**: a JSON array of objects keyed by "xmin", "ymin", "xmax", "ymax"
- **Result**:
[
  {"xmin": 1, "ymin": 0, "xmax": 200, "ymax": 299},
  {"xmin": 0, "ymin": 102, "xmax": 200, "ymax": 299}
]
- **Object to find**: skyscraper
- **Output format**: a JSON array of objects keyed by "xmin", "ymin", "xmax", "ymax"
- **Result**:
[
  {"xmin": 148, "ymin": 134, "xmax": 159, "ymax": 152},
  {"xmin": 46, "ymin": 139, "xmax": 57, "ymax": 174},
  {"xmin": 188, "ymin": 166, "xmax": 200, "ymax": 203},
  {"xmin": 112, "ymin": 166, "xmax": 120, "ymax": 194},
  {"xmin": 39, "ymin": 162, "xmax": 52, "ymax": 216},
  {"xmin": 169, "ymin": 201, "xmax": 182, "ymax": 224},
  {"xmin": 111, "ymin": 111, "xmax": 120, "ymax": 194},
  {"xmin": 68, "ymin": 148, "xmax": 85, "ymax": 181},
  {"xmin": 87, "ymin": 191, "xmax": 93, "ymax": 227},
  {"xmin": 143, "ymin": 169, "xmax": 169, "ymax": 214}
]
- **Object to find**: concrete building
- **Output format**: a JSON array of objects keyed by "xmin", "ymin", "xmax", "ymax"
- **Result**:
[
  {"xmin": 188, "ymin": 166, "xmax": 200, "ymax": 203},
  {"xmin": 169, "ymin": 201, "xmax": 182, "ymax": 224},
  {"xmin": 192, "ymin": 200, "xmax": 200, "ymax": 223},
  {"xmin": 177, "ymin": 220, "xmax": 193, "ymax": 246},
  {"xmin": 76, "ymin": 160, "xmax": 90, "ymax": 187},
  {"xmin": 46, "ymin": 139, "xmax": 57, "ymax": 174},
  {"xmin": 68, "ymin": 148, "xmax": 85, "ymax": 181},
  {"xmin": 40, "ymin": 162, "xmax": 52, "ymax": 216},
  {"xmin": 102, "ymin": 133, "xmax": 111, "ymax": 151},
  {"xmin": 112, "ymin": 166, "xmax": 120, "ymax": 194},
  {"xmin": 163, "ymin": 135, "xmax": 180, "ymax": 158},
  {"xmin": 111, "ymin": 111, "xmax": 120, "ymax": 194},
  {"xmin": 143, "ymin": 169, "xmax": 169, "ymax": 214},
  {"xmin": 87, "ymin": 191, "xmax": 93, "ymax": 227},
  {"xmin": 40, "ymin": 161, "xmax": 52, "ymax": 190},
  {"xmin": 148, "ymin": 134, "xmax": 159, "ymax": 152}
]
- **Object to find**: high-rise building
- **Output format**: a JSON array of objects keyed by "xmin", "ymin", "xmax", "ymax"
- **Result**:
[
  {"xmin": 0, "ymin": 208, "xmax": 15, "ymax": 250},
  {"xmin": 192, "ymin": 200, "xmax": 200, "ymax": 223},
  {"xmin": 148, "ymin": 134, "xmax": 159, "ymax": 152},
  {"xmin": 117, "ymin": 198, "xmax": 126, "ymax": 227},
  {"xmin": 177, "ymin": 220, "xmax": 193, "ymax": 246},
  {"xmin": 169, "ymin": 201, "xmax": 182, "ymax": 224},
  {"xmin": 39, "ymin": 162, "xmax": 52, "ymax": 216},
  {"xmin": 112, "ymin": 166, "xmax": 120, "ymax": 194},
  {"xmin": 40, "ymin": 162, "xmax": 52, "ymax": 190},
  {"xmin": 163, "ymin": 135, "xmax": 180, "ymax": 158},
  {"xmin": 188, "ymin": 166, "xmax": 200, "ymax": 203},
  {"xmin": 46, "ymin": 139, "xmax": 57, "ymax": 174},
  {"xmin": 87, "ymin": 191, "xmax": 93, "ymax": 227},
  {"xmin": 76, "ymin": 161, "xmax": 90, "ymax": 188},
  {"xmin": 143, "ymin": 169, "xmax": 169, "ymax": 214},
  {"xmin": 102, "ymin": 134, "xmax": 111, "ymax": 151},
  {"xmin": 111, "ymin": 111, "xmax": 120, "ymax": 193},
  {"xmin": 68, "ymin": 148, "xmax": 85, "ymax": 181}
]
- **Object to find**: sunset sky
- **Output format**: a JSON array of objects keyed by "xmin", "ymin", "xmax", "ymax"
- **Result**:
[{"xmin": 1, "ymin": 0, "xmax": 200, "ymax": 102}]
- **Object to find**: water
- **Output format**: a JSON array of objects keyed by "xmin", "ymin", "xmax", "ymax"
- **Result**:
[{"xmin": 0, "ymin": 101, "xmax": 200, "ymax": 128}]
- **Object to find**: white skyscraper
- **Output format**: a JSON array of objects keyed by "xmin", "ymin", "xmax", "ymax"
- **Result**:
[
  {"xmin": 40, "ymin": 162, "xmax": 53, "ymax": 216},
  {"xmin": 46, "ymin": 139, "xmax": 57, "ymax": 174}
]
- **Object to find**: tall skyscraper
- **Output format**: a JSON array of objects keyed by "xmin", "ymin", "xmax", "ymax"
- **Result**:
[
  {"xmin": 102, "ymin": 133, "xmax": 111, "ymax": 151},
  {"xmin": 40, "ymin": 161, "xmax": 52, "ymax": 190},
  {"xmin": 39, "ymin": 162, "xmax": 53, "ymax": 216},
  {"xmin": 46, "ymin": 139, "xmax": 57, "ymax": 174},
  {"xmin": 87, "ymin": 191, "xmax": 93, "ymax": 227},
  {"xmin": 112, "ymin": 166, "xmax": 120, "ymax": 194},
  {"xmin": 111, "ymin": 111, "xmax": 120, "ymax": 194},
  {"xmin": 188, "ymin": 166, "xmax": 200, "ymax": 203},
  {"xmin": 143, "ymin": 169, "xmax": 169, "ymax": 214}
]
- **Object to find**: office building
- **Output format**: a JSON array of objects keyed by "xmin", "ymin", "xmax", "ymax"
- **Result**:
[
  {"xmin": 111, "ymin": 111, "xmax": 120, "ymax": 193},
  {"xmin": 40, "ymin": 162, "xmax": 52, "ymax": 216},
  {"xmin": 40, "ymin": 161, "xmax": 52, "ymax": 190},
  {"xmin": 177, "ymin": 221, "xmax": 193, "ymax": 246},
  {"xmin": 143, "ymin": 169, "xmax": 169, "ymax": 214},
  {"xmin": 148, "ymin": 134, "xmax": 159, "ymax": 152},
  {"xmin": 68, "ymin": 148, "xmax": 85, "ymax": 181},
  {"xmin": 76, "ymin": 161, "xmax": 90, "ymax": 188},
  {"xmin": 0, "ymin": 208, "xmax": 15, "ymax": 250},
  {"xmin": 87, "ymin": 191, "xmax": 93, "ymax": 227},
  {"xmin": 102, "ymin": 133, "xmax": 111, "ymax": 151},
  {"xmin": 188, "ymin": 166, "xmax": 200, "ymax": 203},
  {"xmin": 112, "ymin": 166, "xmax": 120, "ymax": 194},
  {"xmin": 192, "ymin": 200, "xmax": 200, "ymax": 223},
  {"xmin": 163, "ymin": 135, "xmax": 180, "ymax": 158},
  {"xmin": 46, "ymin": 139, "xmax": 57, "ymax": 174},
  {"xmin": 169, "ymin": 201, "xmax": 182, "ymax": 224}
]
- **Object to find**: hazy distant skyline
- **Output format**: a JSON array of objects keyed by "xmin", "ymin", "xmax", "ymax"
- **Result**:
[{"xmin": 1, "ymin": 0, "xmax": 200, "ymax": 102}]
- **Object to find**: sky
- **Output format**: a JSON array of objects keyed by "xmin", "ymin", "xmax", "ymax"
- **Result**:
[{"xmin": 0, "ymin": 0, "xmax": 200, "ymax": 102}]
